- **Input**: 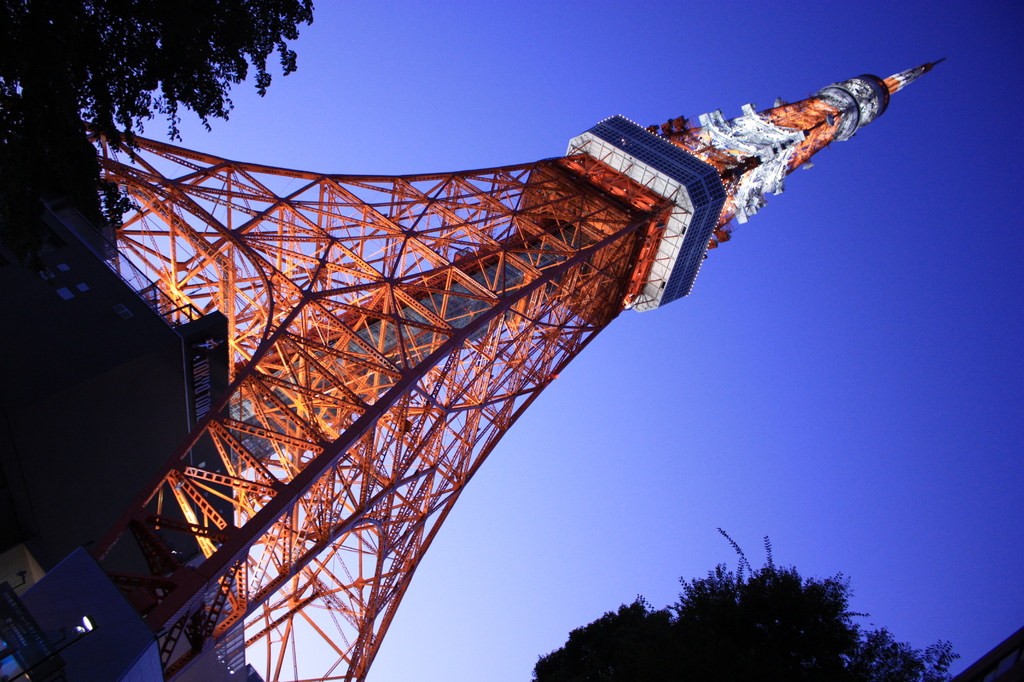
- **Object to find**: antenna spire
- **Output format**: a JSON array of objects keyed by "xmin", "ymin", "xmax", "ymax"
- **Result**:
[
  {"xmin": 884, "ymin": 59, "xmax": 946, "ymax": 94},
  {"xmin": 647, "ymin": 63, "xmax": 940, "ymax": 231}
]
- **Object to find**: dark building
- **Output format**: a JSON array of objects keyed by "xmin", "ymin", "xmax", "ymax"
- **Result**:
[
  {"xmin": 0, "ymin": 202, "xmax": 235, "ymax": 680},
  {"xmin": 952, "ymin": 626, "xmax": 1024, "ymax": 682}
]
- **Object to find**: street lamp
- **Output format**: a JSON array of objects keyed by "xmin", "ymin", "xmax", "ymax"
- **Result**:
[{"xmin": 7, "ymin": 616, "xmax": 95, "ymax": 682}]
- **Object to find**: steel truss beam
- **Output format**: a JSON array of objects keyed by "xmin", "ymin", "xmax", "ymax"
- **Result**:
[{"xmin": 92, "ymin": 136, "xmax": 671, "ymax": 681}]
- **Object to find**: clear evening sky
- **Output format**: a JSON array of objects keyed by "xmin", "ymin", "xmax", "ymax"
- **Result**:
[{"xmin": 167, "ymin": 1, "xmax": 1022, "ymax": 678}]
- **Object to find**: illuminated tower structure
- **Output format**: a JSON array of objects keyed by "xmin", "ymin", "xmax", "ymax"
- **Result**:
[{"xmin": 89, "ymin": 63, "xmax": 939, "ymax": 680}]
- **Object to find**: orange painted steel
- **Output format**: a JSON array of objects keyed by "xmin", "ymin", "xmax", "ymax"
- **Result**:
[
  {"xmin": 89, "ymin": 62, "xmax": 939, "ymax": 678},
  {"xmin": 92, "ymin": 136, "xmax": 672, "ymax": 680},
  {"xmin": 656, "ymin": 96, "xmax": 844, "ymax": 234}
]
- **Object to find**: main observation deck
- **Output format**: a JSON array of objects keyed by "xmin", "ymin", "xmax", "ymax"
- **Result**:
[{"xmin": 568, "ymin": 115, "xmax": 725, "ymax": 310}]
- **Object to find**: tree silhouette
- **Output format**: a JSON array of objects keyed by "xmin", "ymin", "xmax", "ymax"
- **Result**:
[
  {"xmin": 0, "ymin": 0, "xmax": 314, "ymax": 264},
  {"xmin": 534, "ymin": 534, "xmax": 957, "ymax": 682}
]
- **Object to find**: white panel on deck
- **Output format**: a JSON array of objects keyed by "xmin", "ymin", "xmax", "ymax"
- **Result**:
[{"xmin": 566, "ymin": 132, "xmax": 695, "ymax": 312}]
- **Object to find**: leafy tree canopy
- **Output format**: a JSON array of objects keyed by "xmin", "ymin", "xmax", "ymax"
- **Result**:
[
  {"xmin": 0, "ymin": 0, "xmax": 314, "ymax": 264},
  {"xmin": 534, "ymin": 534, "xmax": 957, "ymax": 682}
]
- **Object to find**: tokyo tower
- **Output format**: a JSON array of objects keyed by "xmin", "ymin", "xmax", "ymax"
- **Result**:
[{"xmin": 89, "ymin": 62, "xmax": 939, "ymax": 680}]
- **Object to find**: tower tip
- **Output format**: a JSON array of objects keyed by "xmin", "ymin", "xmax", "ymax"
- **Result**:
[{"xmin": 884, "ymin": 59, "xmax": 944, "ymax": 94}]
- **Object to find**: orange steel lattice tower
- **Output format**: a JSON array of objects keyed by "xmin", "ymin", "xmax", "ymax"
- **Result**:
[{"xmin": 92, "ymin": 63, "xmax": 938, "ymax": 681}]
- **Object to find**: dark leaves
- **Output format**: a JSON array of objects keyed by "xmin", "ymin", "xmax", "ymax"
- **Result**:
[
  {"xmin": 533, "ymin": 552, "xmax": 957, "ymax": 682},
  {"xmin": 0, "ymin": 0, "xmax": 314, "ymax": 262}
]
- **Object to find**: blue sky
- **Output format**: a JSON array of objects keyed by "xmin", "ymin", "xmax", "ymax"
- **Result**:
[{"xmin": 169, "ymin": 1, "xmax": 1023, "ymax": 678}]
